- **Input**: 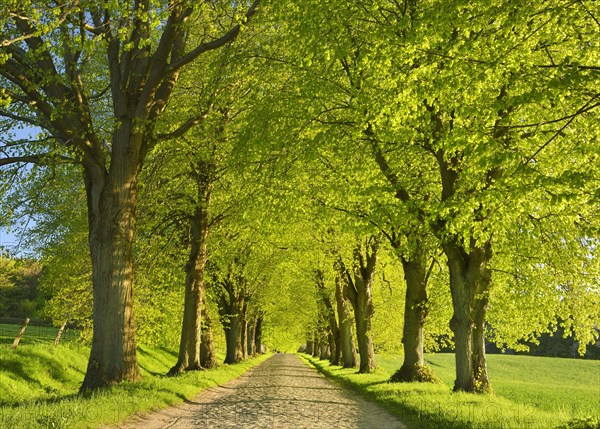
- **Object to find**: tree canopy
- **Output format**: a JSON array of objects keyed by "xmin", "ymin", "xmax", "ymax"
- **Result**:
[{"xmin": 1, "ymin": 0, "xmax": 598, "ymax": 394}]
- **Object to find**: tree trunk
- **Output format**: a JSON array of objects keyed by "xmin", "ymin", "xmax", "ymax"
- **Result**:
[
  {"xmin": 306, "ymin": 331, "xmax": 314, "ymax": 355},
  {"xmin": 391, "ymin": 255, "xmax": 436, "ymax": 383},
  {"xmin": 472, "ymin": 255, "xmax": 492, "ymax": 392},
  {"xmin": 254, "ymin": 316, "xmax": 263, "ymax": 354},
  {"xmin": 312, "ymin": 329, "xmax": 320, "ymax": 358},
  {"xmin": 81, "ymin": 155, "xmax": 142, "ymax": 391},
  {"xmin": 319, "ymin": 335, "xmax": 330, "ymax": 360},
  {"xmin": 351, "ymin": 298, "xmax": 376, "ymax": 373},
  {"xmin": 241, "ymin": 315, "xmax": 248, "ymax": 360},
  {"xmin": 222, "ymin": 296, "xmax": 244, "ymax": 364},
  {"xmin": 200, "ymin": 299, "xmax": 218, "ymax": 369},
  {"xmin": 223, "ymin": 316, "xmax": 243, "ymax": 364},
  {"xmin": 344, "ymin": 241, "xmax": 377, "ymax": 374},
  {"xmin": 327, "ymin": 332, "xmax": 339, "ymax": 364},
  {"xmin": 316, "ymin": 269, "xmax": 341, "ymax": 365},
  {"xmin": 445, "ymin": 240, "xmax": 493, "ymax": 393},
  {"xmin": 169, "ymin": 162, "xmax": 212, "ymax": 375},
  {"xmin": 247, "ymin": 318, "xmax": 256, "ymax": 356},
  {"xmin": 335, "ymin": 263, "xmax": 358, "ymax": 368}
]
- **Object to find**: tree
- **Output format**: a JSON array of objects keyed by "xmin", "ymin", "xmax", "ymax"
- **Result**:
[
  {"xmin": 0, "ymin": 0, "xmax": 260, "ymax": 390},
  {"xmin": 333, "ymin": 257, "xmax": 358, "ymax": 368},
  {"xmin": 342, "ymin": 236, "xmax": 378, "ymax": 373},
  {"xmin": 315, "ymin": 268, "xmax": 340, "ymax": 364}
]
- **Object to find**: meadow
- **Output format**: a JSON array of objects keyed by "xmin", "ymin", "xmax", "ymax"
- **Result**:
[
  {"xmin": 0, "ymin": 323, "xmax": 81, "ymax": 346},
  {"xmin": 0, "ymin": 341, "xmax": 270, "ymax": 428},
  {"xmin": 303, "ymin": 353, "xmax": 600, "ymax": 429}
]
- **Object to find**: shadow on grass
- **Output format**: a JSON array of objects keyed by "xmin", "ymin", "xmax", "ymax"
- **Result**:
[{"xmin": 300, "ymin": 354, "xmax": 473, "ymax": 429}]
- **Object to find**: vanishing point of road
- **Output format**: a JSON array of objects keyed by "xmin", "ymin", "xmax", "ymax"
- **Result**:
[{"xmin": 118, "ymin": 353, "xmax": 406, "ymax": 429}]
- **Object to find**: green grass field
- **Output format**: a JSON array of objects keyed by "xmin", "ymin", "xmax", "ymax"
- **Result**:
[
  {"xmin": 304, "ymin": 353, "xmax": 600, "ymax": 429},
  {"xmin": 0, "ymin": 342, "xmax": 270, "ymax": 428},
  {"xmin": 0, "ymin": 323, "xmax": 81, "ymax": 346}
]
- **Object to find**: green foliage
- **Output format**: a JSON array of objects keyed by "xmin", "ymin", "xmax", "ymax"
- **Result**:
[
  {"xmin": 0, "ymin": 257, "xmax": 44, "ymax": 317},
  {"xmin": 557, "ymin": 417, "xmax": 600, "ymax": 429},
  {"xmin": 1, "ymin": 0, "xmax": 599, "ymax": 403}
]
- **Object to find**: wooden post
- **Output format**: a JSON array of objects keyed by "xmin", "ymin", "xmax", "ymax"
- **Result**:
[
  {"xmin": 54, "ymin": 321, "xmax": 68, "ymax": 346},
  {"xmin": 12, "ymin": 318, "xmax": 30, "ymax": 349}
]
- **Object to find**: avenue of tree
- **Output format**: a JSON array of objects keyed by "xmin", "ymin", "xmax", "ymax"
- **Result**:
[{"xmin": 1, "ymin": 0, "xmax": 599, "ymax": 395}]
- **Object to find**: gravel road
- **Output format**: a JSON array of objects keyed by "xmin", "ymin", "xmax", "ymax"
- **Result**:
[{"xmin": 117, "ymin": 353, "xmax": 406, "ymax": 429}]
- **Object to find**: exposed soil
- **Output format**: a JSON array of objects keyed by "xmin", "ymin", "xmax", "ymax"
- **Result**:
[{"xmin": 116, "ymin": 353, "xmax": 406, "ymax": 429}]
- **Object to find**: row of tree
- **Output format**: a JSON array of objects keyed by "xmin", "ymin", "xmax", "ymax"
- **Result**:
[{"xmin": 1, "ymin": 0, "xmax": 599, "ymax": 395}]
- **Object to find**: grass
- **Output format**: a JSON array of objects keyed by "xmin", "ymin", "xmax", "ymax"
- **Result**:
[
  {"xmin": 302, "ymin": 353, "xmax": 600, "ymax": 429},
  {"xmin": 0, "ymin": 323, "xmax": 81, "ymax": 346},
  {"xmin": 0, "ymin": 342, "xmax": 270, "ymax": 428}
]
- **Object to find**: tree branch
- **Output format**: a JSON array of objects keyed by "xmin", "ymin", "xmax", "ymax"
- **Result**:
[
  {"xmin": 167, "ymin": 0, "xmax": 260, "ymax": 72},
  {"xmin": 0, "ymin": 154, "xmax": 77, "ymax": 166}
]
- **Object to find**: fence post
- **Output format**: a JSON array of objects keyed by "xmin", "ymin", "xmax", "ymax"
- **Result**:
[
  {"xmin": 54, "ymin": 321, "xmax": 68, "ymax": 346},
  {"xmin": 12, "ymin": 317, "xmax": 30, "ymax": 349}
]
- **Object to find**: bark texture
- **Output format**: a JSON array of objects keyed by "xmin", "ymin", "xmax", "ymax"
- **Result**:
[
  {"xmin": 254, "ymin": 316, "xmax": 263, "ymax": 354},
  {"xmin": 334, "ymin": 261, "xmax": 358, "ymax": 368},
  {"xmin": 390, "ymin": 252, "xmax": 437, "ymax": 383},
  {"xmin": 82, "ymin": 153, "xmax": 142, "ymax": 390},
  {"xmin": 200, "ymin": 297, "xmax": 218, "ymax": 369},
  {"xmin": 169, "ymin": 161, "xmax": 213, "ymax": 374},
  {"xmin": 444, "ymin": 240, "xmax": 493, "ymax": 392},
  {"xmin": 316, "ymin": 270, "xmax": 341, "ymax": 366},
  {"xmin": 0, "ymin": 2, "xmax": 260, "ymax": 392},
  {"xmin": 215, "ymin": 273, "xmax": 247, "ymax": 364},
  {"xmin": 247, "ymin": 318, "xmax": 257, "ymax": 356},
  {"xmin": 344, "ymin": 240, "xmax": 378, "ymax": 374}
]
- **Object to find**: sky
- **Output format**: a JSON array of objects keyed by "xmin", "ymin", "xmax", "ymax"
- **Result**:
[{"xmin": 1, "ymin": 126, "xmax": 40, "ymax": 257}]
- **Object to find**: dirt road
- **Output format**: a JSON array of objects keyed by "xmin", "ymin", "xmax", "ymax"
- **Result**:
[{"xmin": 117, "ymin": 353, "xmax": 406, "ymax": 429}]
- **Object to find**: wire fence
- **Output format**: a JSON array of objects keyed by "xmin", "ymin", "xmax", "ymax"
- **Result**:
[{"xmin": 0, "ymin": 317, "xmax": 81, "ymax": 346}]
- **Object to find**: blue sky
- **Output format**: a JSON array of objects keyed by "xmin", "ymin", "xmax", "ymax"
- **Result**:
[{"xmin": 1, "ymin": 126, "xmax": 40, "ymax": 256}]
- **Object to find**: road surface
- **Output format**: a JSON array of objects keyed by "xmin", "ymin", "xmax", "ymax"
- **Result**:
[{"xmin": 118, "ymin": 353, "xmax": 406, "ymax": 429}]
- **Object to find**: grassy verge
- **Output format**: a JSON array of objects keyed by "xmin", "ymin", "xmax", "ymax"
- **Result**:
[
  {"xmin": 0, "ymin": 343, "xmax": 271, "ymax": 428},
  {"xmin": 301, "ymin": 353, "xmax": 600, "ymax": 429}
]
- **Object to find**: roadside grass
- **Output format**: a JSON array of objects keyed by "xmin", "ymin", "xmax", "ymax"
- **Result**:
[
  {"xmin": 0, "ymin": 342, "xmax": 270, "ymax": 428},
  {"xmin": 301, "ymin": 353, "xmax": 600, "ymax": 429}
]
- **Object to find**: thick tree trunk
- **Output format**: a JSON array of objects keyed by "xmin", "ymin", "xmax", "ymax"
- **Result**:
[
  {"xmin": 223, "ymin": 311, "xmax": 244, "ymax": 364},
  {"xmin": 200, "ymin": 300, "xmax": 218, "ymax": 369},
  {"xmin": 81, "ymin": 156, "xmax": 141, "ymax": 390},
  {"xmin": 352, "ymin": 300, "xmax": 376, "ymax": 373},
  {"xmin": 319, "ymin": 335, "xmax": 330, "ymax": 360},
  {"xmin": 335, "ymin": 264, "xmax": 358, "ymax": 368},
  {"xmin": 445, "ymin": 240, "xmax": 492, "ymax": 393},
  {"xmin": 220, "ymin": 291, "xmax": 245, "ymax": 364},
  {"xmin": 254, "ymin": 316, "xmax": 263, "ymax": 354},
  {"xmin": 169, "ymin": 163, "xmax": 211, "ymax": 375},
  {"xmin": 391, "ymin": 256, "xmax": 436, "ymax": 383}
]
